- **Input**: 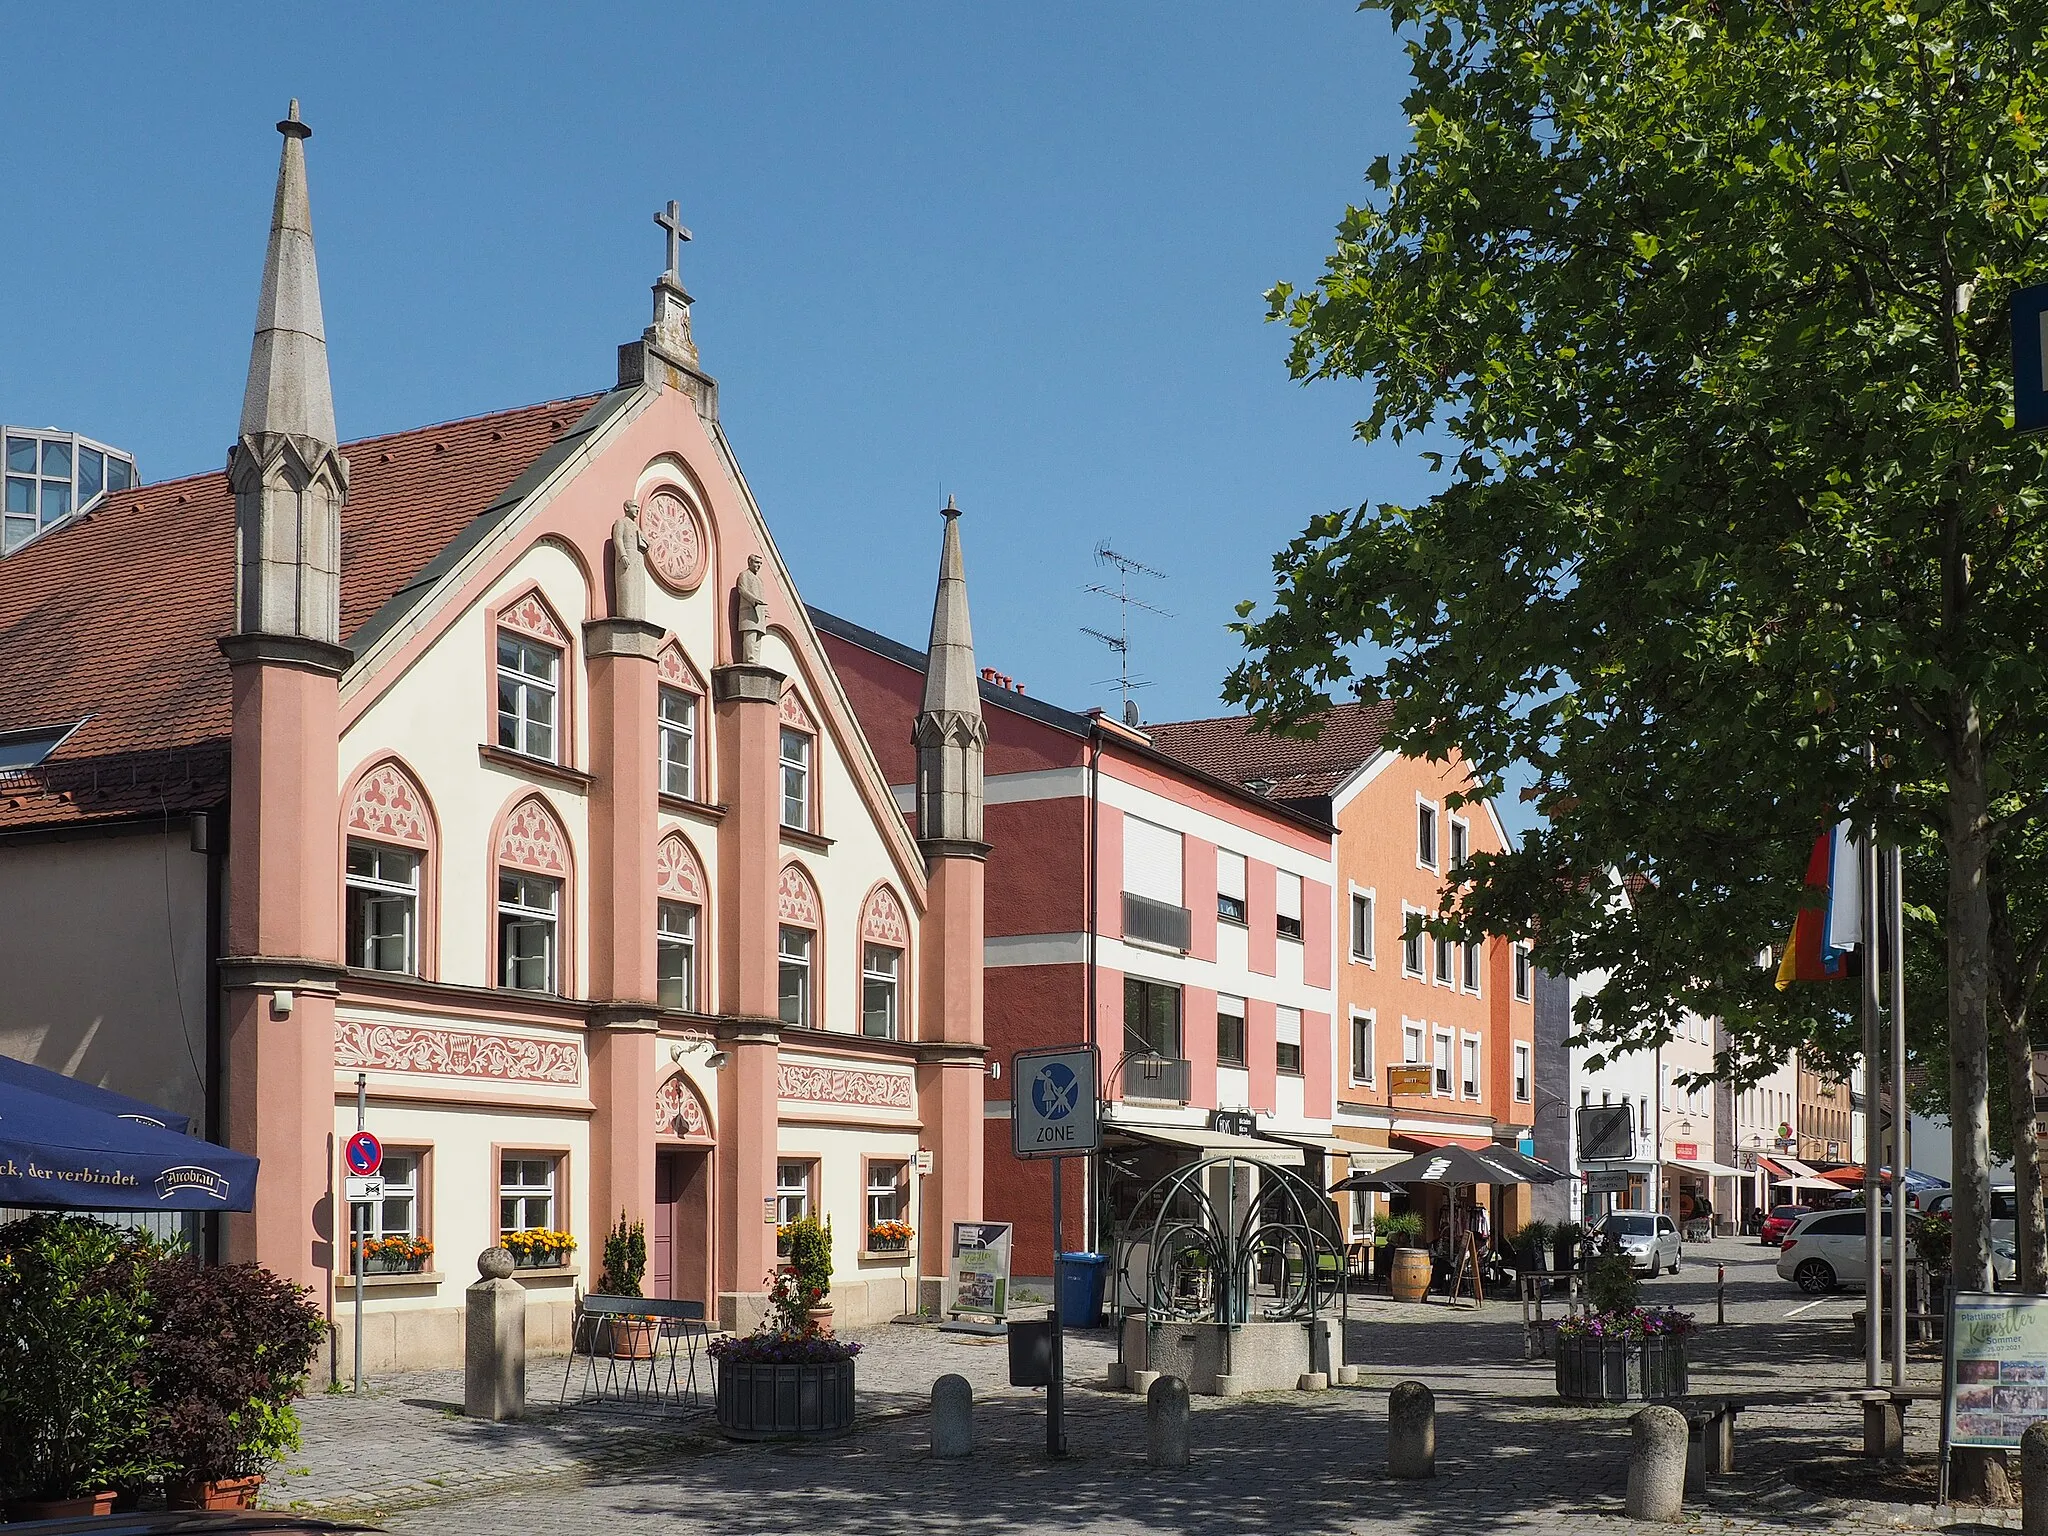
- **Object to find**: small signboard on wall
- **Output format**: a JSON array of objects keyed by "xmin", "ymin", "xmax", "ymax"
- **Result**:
[
  {"xmin": 949, "ymin": 1221, "xmax": 1013, "ymax": 1320},
  {"xmin": 1387, "ymin": 1065, "xmax": 1432, "ymax": 1097}
]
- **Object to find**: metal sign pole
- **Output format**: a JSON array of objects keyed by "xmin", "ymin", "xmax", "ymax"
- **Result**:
[
  {"xmin": 1049, "ymin": 1154, "xmax": 1067, "ymax": 1457},
  {"xmin": 353, "ymin": 1072, "xmax": 366, "ymax": 1396},
  {"xmin": 1888, "ymin": 842, "xmax": 1908, "ymax": 1387},
  {"xmin": 1860, "ymin": 821, "xmax": 1882, "ymax": 1390}
]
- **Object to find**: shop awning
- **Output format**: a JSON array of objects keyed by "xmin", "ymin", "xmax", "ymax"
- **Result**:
[
  {"xmin": 1757, "ymin": 1155, "xmax": 1841, "ymax": 1191},
  {"xmin": 1257, "ymin": 1131, "xmax": 1405, "ymax": 1170},
  {"xmin": 1108, "ymin": 1124, "xmax": 1304, "ymax": 1166},
  {"xmin": 1665, "ymin": 1156, "xmax": 1744, "ymax": 1178}
]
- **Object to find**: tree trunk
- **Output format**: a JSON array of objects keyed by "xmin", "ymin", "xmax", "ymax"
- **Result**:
[
  {"xmin": 1946, "ymin": 703, "xmax": 2009, "ymax": 1504},
  {"xmin": 1998, "ymin": 1000, "xmax": 2046, "ymax": 1293}
]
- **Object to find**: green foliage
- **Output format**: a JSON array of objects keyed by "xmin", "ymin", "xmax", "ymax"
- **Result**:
[
  {"xmin": 1515, "ymin": 1220, "xmax": 1555, "ymax": 1253},
  {"xmin": 597, "ymin": 1212, "xmax": 648, "ymax": 1299},
  {"xmin": 143, "ymin": 1255, "xmax": 325, "ymax": 1484},
  {"xmin": 1233, "ymin": 0, "xmax": 2048, "ymax": 1285},
  {"xmin": 0, "ymin": 1215, "xmax": 159, "ymax": 1500},
  {"xmin": 1379, "ymin": 1210, "xmax": 1426, "ymax": 1246},
  {"xmin": 1588, "ymin": 1250, "xmax": 1643, "ymax": 1316}
]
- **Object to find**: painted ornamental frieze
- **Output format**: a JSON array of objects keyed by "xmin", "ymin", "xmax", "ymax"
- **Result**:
[{"xmin": 336, "ymin": 1019, "xmax": 580, "ymax": 1084}]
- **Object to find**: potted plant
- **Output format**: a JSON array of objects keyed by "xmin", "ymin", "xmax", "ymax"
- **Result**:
[
  {"xmin": 867, "ymin": 1220, "xmax": 912, "ymax": 1254},
  {"xmin": 0, "ymin": 1215, "xmax": 159, "ymax": 1519},
  {"xmin": 1554, "ymin": 1248, "xmax": 1694, "ymax": 1403},
  {"xmin": 1514, "ymin": 1220, "xmax": 1554, "ymax": 1273},
  {"xmin": 780, "ymin": 1216, "xmax": 834, "ymax": 1334},
  {"xmin": 503, "ymin": 1229, "xmax": 576, "ymax": 1269},
  {"xmin": 1380, "ymin": 1211, "xmax": 1424, "ymax": 1248},
  {"xmin": 591, "ymin": 1213, "xmax": 654, "ymax": 1358},
  {"xmin": 355, "ymin": 1236, "xmax": 432, "ymax": 1274},
  {"xmin": 710, "ymin": 1262, "xmax": 861, "ymax": 1439},
  {"xmin": 144, "ymin": 1255, "xmax": 324, "ymax": 1510}
]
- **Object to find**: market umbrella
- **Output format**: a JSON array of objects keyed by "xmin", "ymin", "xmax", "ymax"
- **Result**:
[
  {"xmin": 1481, "ymin": 1146, "xmax": 1566, "ymax": 1186},
  {"xmin": 0, "ymin": 1052, "xmax": 191, "ymax": 1134},
  {"xmin": 1330, "ymin": 1144, "xmax": 1534, "ymax": 1192},
  {"xmin": 0, "ymin": 1076, "xmax": 256, "ymax": 1211}
]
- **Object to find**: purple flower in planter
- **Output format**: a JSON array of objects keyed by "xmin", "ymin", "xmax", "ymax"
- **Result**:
[{"xmin": 708, "ymin": 1330, "xmax": 863, "ymax": 1366}]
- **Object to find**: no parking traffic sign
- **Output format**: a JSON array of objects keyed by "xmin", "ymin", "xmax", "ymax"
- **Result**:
[{"xmin": 344, "ymin": 1130, "xmax": 383, "ymax": 1177}]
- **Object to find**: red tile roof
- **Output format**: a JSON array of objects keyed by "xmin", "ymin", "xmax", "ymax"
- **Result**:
[
  {"xmin": 0, "ymin": 394, "xmax": 603, "ymax": 830},
  {"xmin": 1144, "ymin": 701, "xmax": 1396, "ymax": 801}
]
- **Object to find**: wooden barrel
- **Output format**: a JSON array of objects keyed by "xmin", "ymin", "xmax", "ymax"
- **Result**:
[{"xmin": 1390, "ymin": 1245, "xmax": 1431, "ymax": 1304}]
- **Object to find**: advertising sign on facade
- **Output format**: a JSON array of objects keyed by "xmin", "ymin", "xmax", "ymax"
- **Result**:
[
  {"xmin": 1946, "ymin": 1292, "xmax": 2048, "ymax": 1450},
  {"xmin": 1387, "ymin": 1065, "xmax": 1431, "ymax": 1097},
  {"xmin": 949, "ymin": 1221, "xmax": 1013, "ymax": 1320},
  {"xmin": 1674, "ymin": 1143, "xmax": 1698, "ymax": 1161}
]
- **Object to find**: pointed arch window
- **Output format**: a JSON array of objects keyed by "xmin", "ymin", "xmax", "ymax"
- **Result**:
[
  {"xmin": 495, "ymin": 590, "xmax": 569, "ymax": 764},
  {"xmin": 778, "ymin": 863, "xmax": 822, "ymax": 1028},
  {"xmin": 343, "ymin": 760, "xmax": 436, "ymax": 976},
  {"xmin": 656, "ymin": 833, "xmax": 707, "ymax": 1012},
  {"xmin": 859, "ymin": 885, "xmax": 909, "ymax": 1041},
  {"xmin": 495, "ymin": 795, "xmax": 571, "ymax": 994},
  {"xmin": 779, "ymin": 690, "xmax": 817, "ymax": 832},
  {"xmin": 657, "ymin": 645, "xmax": 707, "ymax": 801}
]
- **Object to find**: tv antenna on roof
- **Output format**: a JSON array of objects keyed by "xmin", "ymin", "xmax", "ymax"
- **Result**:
[{"xmin": 1082, "ymin": 541, "xmax": 1171, "ymax": 723}]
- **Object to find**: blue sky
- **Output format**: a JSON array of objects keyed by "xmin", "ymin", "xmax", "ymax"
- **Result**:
[{"xmin": 3, "ymin": 5, "xmax": 1435, "ymax": 738}]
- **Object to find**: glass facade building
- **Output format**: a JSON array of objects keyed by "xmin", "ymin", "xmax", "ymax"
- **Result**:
[{"xmin": 4, "ymin": 428, "xmax": 137, "ymax": 554}]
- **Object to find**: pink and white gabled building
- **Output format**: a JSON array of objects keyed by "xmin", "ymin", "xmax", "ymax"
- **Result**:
[{"xmin": 818, "ymin": 616, "xmax": 1343, "ymax": 1275}]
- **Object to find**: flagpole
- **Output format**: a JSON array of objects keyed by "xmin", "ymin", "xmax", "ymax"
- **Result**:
[
  {"xmin": 1862, "ymin": 804, "xmax": 1882, "ymax": 1392},
  {"xmin": 1888, "ymin": 840, "xmax": 1908, "ymax": 1388}
]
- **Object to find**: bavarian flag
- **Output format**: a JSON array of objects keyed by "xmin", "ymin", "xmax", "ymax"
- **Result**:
[{"xmin": 1775, "ymin": 821, "xmax": 1863, "ymax": 989}]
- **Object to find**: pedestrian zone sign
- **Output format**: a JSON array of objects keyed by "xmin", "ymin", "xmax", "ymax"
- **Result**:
[
  {"xmin": 2014, "ymin": 282, "xmax": 2048, "ymax": 432},
  {"xmin": 1011, "ymin": 1045, "xmax": 1099, "ymax": 1159}
]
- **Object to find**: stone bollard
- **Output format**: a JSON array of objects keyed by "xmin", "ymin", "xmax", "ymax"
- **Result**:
[
  {"xmin": 2024, "ymin": 1421, "xmax": 2048, "ymax": 1536},
  {"xmin": 1387, "ymin": 1381, "xmax": 1435, "ymax": 1479},
  {"xmin": 1863, "ymin": 1395, "xmax": 1904, "ymax": 1459},
  {"xmin": 931, "ymin": 1374, "xmax": 974, "ymax": 1459},
  {"xmin": 1146, "ymin": 1375, "xmax": 1191, "ymax": 1469},
  {"xmin": 464, "ymin": 1247, "xmax": 526, "ymax": 1421},
  {"xmin": 1625, "ymin": 1406, "xmax": 1687, "ymax": 1522}
]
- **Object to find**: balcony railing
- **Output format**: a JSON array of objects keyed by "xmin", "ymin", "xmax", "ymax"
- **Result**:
[
  {"xmin": 1120, "ymin": 1054, "xmax": 1192, "ymax": 1104},
  {"xmin": 1123, "ymin": 892, "xmax": 1191, "ymax": 951}
]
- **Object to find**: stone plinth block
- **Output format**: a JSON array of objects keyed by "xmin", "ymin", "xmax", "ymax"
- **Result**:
[
  {"xmin": 1146, "ymin": 1375, "xmax": 1190, "ymax": 1469},
  {"xmin": 1387, "ymin": 1381, "xmax": 1435, "ymax": 1479},
  {"xmin": 1863, "ymin": 1396, "xmax": 1904, "ymax": 1460},
  {"xmin": 931, "ymin": 1374, "xmax": 974, "ymax": 1459},
  {"xmin": 1626, "ymin": 1405, "xmax": 1687, "ymax": 1522},
  {"xmin": 464, "ymin": 1248, "xmax": 525, "ymax": 1421},
  {"xmin": 2026, "ymin": 1421, "xmax": 2048, "ymax": 1536}
]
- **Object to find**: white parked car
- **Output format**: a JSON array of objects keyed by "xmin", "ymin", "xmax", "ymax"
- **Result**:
[
  {"xmin": 1599, "ymin": 1210, "xmax": 1682, "ymax": 1275},
  {"xmin": 1777, "ymin": 1205, "xmax": 2017, "ymax": 1292},
  {"xmin": 1921, "ymin": 1187, "xmax": 2016, "ymax": 1246}
]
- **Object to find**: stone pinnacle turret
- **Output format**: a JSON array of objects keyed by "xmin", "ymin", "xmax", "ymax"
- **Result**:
[{"xmin": 913, "ymin": 497, "xmax": 988, "ymax": 848}]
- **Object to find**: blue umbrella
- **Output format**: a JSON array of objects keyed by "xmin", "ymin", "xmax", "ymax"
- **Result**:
[
  {"xmin": 0, "ymin": 1052, "xmax": 191, "ymax": 1135},
  {"xmin": 0, "ymin": 1077, "xmax": 256, "ymax": 1212}
]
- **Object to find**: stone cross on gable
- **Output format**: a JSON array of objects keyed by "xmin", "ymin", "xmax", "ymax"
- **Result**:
[{"xmin": 654, "ymin": 200, "xmax": 692, "ymax": 282}]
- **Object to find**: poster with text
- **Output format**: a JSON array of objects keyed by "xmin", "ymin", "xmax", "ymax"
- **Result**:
[
  {"xmin": 1947, "ymin": 1292, "xmax": 2048, "ymax": 1448},
  {"xmin": 950, "ymin": 1221, "xmax": 1013, "ymax": 1320}
]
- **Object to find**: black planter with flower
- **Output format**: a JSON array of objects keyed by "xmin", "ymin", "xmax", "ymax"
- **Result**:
[
  {"xmin": 1554, "ymin": 1310, "xmax": 1693, "ymax": 1403},
  {"xmin": 711, "ymin": 1339, "xmax": 859, "ymax": 1440}
]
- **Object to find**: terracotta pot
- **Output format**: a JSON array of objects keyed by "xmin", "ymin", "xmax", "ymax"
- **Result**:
[
  {"xmin": 166, "ymin": 1474, "xmax": 265, "ymax": 1511},
  {"xmin": 1390, "ymin": 1246, "xmax": 1432, "ymax": 1304},
  {"xmin": 806, "ymin": 1302, "xmax": 835, "ymax": 1336},
  {"xmin": 598, "ymin": 1317, "xmax": 657, "ymax": 1359},
  {"xmin": 6, "ymin": 1491, "xmax": 118, "ymax": 1520}
]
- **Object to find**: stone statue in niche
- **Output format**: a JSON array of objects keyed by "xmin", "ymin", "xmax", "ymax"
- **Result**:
[
  {"xmin": 612, "ymin": 500, "xmax": 649, "ymax": 622},
  {"xmin": 734, "ymin": 553, "xmax": 768, "ymax": 664}
]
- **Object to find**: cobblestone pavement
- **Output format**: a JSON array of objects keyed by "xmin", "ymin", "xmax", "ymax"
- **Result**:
[{"xmin": 271, "ymin": 1237, "xmax": 2021, "ymax": 1533}]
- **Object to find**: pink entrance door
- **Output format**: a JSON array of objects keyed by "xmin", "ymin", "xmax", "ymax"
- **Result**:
[{"xmin": 652, "ymin": 1152, "xmax": 679, "ymax": 1300}]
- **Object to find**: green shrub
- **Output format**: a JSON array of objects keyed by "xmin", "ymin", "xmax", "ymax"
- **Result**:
[
  {"xmin": 597, "ymin": 1212, "xmax": 648, "ymax": 1298},
  {"xmin": 1515, "ymin": 1220, "xmax": 1555, "ymax": 1249},
  {"xmin": 1588, "ymin": 1250, "xmax": 1643, "ymax": 1316},
  {"xmin": 0, "ymin": 1215, "xmax": 159, "ymax": 1500},
  {"xmin": 1379, "ymin": 1211, "xmax": 1425, "ymax": 1247}
]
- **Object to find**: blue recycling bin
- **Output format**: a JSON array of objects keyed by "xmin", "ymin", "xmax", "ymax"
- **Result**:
[{"xmin": 1057, "ymin": 1251, "xmax": 1109, "ymax": 1327}]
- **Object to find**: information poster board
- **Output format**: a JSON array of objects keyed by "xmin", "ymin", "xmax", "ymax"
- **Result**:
[
  {"xmin": 1946, "ymin": 1292, "xmax": 2048, "ymax": 1449},
  {"xmin": 950, "ymin": 1221, "xmax": 1013, "ymax": 1320}
]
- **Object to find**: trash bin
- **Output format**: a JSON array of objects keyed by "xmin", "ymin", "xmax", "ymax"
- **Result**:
[
  {"xmin": 1007, "ymin": 1316, "xmax": 1053, "ymax": 1386},
  {"xmin": 1058, "ymin": 1251, "xmax": 1109, "ymax": 1327}
]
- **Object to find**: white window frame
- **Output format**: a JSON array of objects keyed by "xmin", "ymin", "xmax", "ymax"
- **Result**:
[
  {"xmin": 1401, "ymin": 904, "xmax": 1425, "ymax": 977},
  {"xmin": 350, "ymin": 1149, "xmax": 420, "ymax": 1246},
  {"xmin": 865, "ymin": 1161, "xmax": 907, "ymax": 1229},
  {"xmin": 1461, "ymin": 939, "xmax": 1482, "ymax": 995},
  {"xmin": 1449, "ymin": 814, "xmax": 1470, "ymax": 872},
  {"xmin": 1401, "ymin": 1019, "xmax": 1425, "ymax": 1065},
  {"xmin": 1349, "ymin": 885, "xmax": 1375, "ymax": 965},
  {"xmin": 657, "ymin": 898, "xmax": 697, "ymax": 1012},
  {"xmin": 1216, "ymin": 996, "xmax": 1247, "ymax": 1068},
  {"xmin": 1514, "ymin": 942, "xmax": 1533, "ymax": 1001},
  {"xmin": 499, "ymin": 1154, "xmax": 556, "ymax": 1234},
  {"xmin": 862, "ymin": 943, "xmax": 901, "ymax": 1040},
  {"xmin": 496, "ymin": 633, "xmax": 561, "ymax": 762},
  {"xmin": 1416, "ymin": 795, "xmax": 1439, "ymax": 871},
  {"xmin": 1433, "ymin": 934, "xmax": 1453, "ymax": 987},
  {"xmin": 1460, "ymin": 1032, "xmax": 1482, "ymax": 1100},
  {"xmin": 497, "ymin": 871, "xmax": 560, "ymax": 992},
  {"xmin": 1275, "ymin": 869, "xmax": 1303, "ymax": 943},
  {"xmin": 779, "ymin": 726, "xmax": 812, "ymax": 831},
  {"xmin": 1513, "ymin": 1042, "xmax": 1532, "ymax": 1103},
  {"xmin": 1275, "ymin": 1006, "xmax": 1304, "ymax": 1076},
  {"xmin": 1216, "ymin": 849, "xmax": 1247, "ymax": 925},
  {"xmin": 775, "ymin": 1159, "xmax": 814, "ymax": 1225},
  {"xmin": 778, "ymin": 925, "xmax": 814, "ymax": 1027},
  {"xmin": 658, "ymin": 684, "xmax": 697, "ymax": 799},
  {"xmin": 345, "ymin": 839, "xmax": 419, "ymax": 974},
  {"xmin": 1350, "ymin": 1009, "xmax": 1374, "ymax": 1084},
  {"xmin": 1432, "ymin": 1029, "xmax": 1454, "ymax": 1097}
]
